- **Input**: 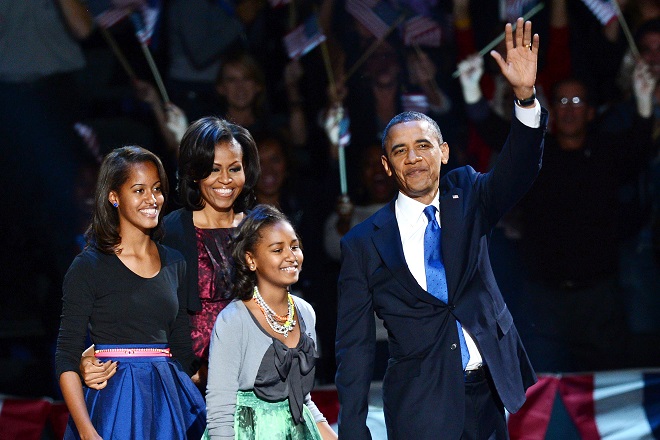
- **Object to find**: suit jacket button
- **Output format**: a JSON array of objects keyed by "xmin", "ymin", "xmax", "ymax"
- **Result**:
[
  {"xmin": 450, "ymin": 343, "xmax": 457, "ymax": 350},
  {"xmin": 450, "ymin": 304, "xmax": 456, "ymax": 310}
]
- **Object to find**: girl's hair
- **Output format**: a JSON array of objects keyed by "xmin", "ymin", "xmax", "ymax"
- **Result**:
[
  {"xmin": 177, "ymin": 117, "xmax": 260, "ymax": 213},
  {"xmin": 86, "ymin": 146, "xmax": 169, "ymax": 254},
  {"xmin": 231, "ymin": 204, "xmax": 295, "ymax": 300}
]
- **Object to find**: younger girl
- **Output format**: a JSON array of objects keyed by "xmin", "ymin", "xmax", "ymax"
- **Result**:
[{"xmin": 206, "ymin": 204, "xmax": 336, "ymax": 439}]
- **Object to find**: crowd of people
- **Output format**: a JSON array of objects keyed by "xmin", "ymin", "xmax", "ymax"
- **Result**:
[{"xmin": 1, "ymin": 0, "xmax": 660, "ymax": 433}]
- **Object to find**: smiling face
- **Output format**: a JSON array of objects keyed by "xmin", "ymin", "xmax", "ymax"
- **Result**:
[
  {"xmin": 381, "ymin": 120, "xmax": 448, "ymax": 205},
  {"xmin": 246, "ymin": 220, "xmax": 303, "ymax": 292},
  {"xmin": 109, "ymin": 161, "xmax": 164, "ymax": 235},
  {"xmin": 199, "ymin": 139, "xmax": 246, "ymax": 214}
]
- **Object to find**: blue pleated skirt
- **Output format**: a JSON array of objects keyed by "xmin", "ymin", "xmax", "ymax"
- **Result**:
[{"xmin": 64, "ymin": 344, "xmax": 206, "ymax": 440}]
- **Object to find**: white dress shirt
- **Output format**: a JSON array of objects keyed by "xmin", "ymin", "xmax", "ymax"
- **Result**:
[{"xmin": 395, "ymin": 190, "xmax": 483, "ymax": 370}]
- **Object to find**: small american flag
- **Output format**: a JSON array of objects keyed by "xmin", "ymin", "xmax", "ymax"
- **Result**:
[
  {"xmin": 345, "ymin": 0, "xmax": 400, "ymax": 40},
  {"xmin": 402, "ymin": 15, "xmax": 441, "ymax": 47},
  {"xmin": 501, "ymin": 0, "xmax": 538, "ymax": 23},
  {"xmin": 130, "ymin": 0, "xmax": 161, "ymax": 45},
  {"xmin": 88, "ymin": 0, "xmax": 132, "ymax": 28},
  {"xmin": 323, "ymin": 105, "xmax": 351, "ymax": 147},
  {"xmin": 74, "ymin": 122, "xmax": 103, "ymax": 164},
  {"xmin": 401, "ymin": 93, "xmax": 430, "ymax": 114},
  {"xmin": 579, "ymin": 0, "xmax": 617, "ymax": 25},
  {"xmin": 283, "ymin": 15, "xmax": 326, "ymax": 59},
  {"xmin": 338, "ymin": 113, "xmax": 351, "ymax": 148}
]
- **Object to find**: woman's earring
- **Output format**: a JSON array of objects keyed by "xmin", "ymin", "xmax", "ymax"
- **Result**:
[{"xmin": 112, "ymin": 202, "xmax": 118, "ymax": 208}]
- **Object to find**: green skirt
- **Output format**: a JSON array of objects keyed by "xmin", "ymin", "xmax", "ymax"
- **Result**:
[{"xmin": 202, "ymin": 390, "xmax": 323, "ymax": 440}]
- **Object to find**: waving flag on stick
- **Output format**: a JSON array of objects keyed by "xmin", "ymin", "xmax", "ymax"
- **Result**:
[
  {"xmin": 88, "ymin": 0, "xmax": 141, "ymax": 80},
  {"xmin": 125, "ymin": 0, "xmax": 169, "ymax": 102},
  {"xmin": 346, "ymin": 0, "xmax": 400, "ymax": 40},
  {"xmin": 452, "ymin": 2, "xmax": 545, "ymax": 79},
  {"xmin": 284, "ymin": 14, "xmax": 327, "ymax": 59},
  {"xmin": 579, "ymin": 0, "xmax": 617, "ymax": 25},
  {"xmin": 401, "ymin": 93, "xmax": 430, "ymax": 113},
  {"xmin": 88, "ymin": 0, "xmax": 132, "ymax": 28},
  {"xmin": 324, "ymin": 105, "xmax": 351, "ymax": 195},
  {"xmin": 501, "ymin": 0, "xmax": 540, "ymax": 23},
  {"xmin": 402, "ymin": 15, "xmax": 441, "ymax": 47},
  {"xmin": 130, "ymin": 0, "xmax": 160, "ymax": 46},
  {"xmin": 90, "ymin": 0, "xmax": 168, "ymax": 101}
]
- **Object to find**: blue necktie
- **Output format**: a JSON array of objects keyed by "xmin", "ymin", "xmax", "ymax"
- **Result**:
[{"xmin": 423, "ymin": 205, "xmax": 470, "ymax": 370}]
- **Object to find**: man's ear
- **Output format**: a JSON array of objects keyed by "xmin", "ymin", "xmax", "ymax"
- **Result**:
[
  {"xmin": 440, "ymin": 142, "xmax": 449, "ymax": 165},
  {"xmin": 381, "ymin": 155, "xmax": 393, "ymax": 176}
]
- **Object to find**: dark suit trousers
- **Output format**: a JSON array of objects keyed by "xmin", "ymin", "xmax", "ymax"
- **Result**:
[{"xmin": 462, "ymin": 369, "xmax": 508, "ymax": 440}]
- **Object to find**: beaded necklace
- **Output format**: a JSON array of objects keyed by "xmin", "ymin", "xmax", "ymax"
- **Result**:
[{"xmin": 253, "ymin": 286, "xmax": 297, "ymax": 337}]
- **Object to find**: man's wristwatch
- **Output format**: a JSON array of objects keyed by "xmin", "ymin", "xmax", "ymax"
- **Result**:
[{"xmin": 514, "ymin": 86, "xmax": 536, "ymax": 107}]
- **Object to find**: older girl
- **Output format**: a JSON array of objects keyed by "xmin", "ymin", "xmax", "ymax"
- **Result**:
[{"xmin": 56, "ymin": 146, "xmax": 205, "ymax": 439}]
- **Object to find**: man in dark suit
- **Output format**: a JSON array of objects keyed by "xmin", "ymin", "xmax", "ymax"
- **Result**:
[{"xmin": 335, "ymin": 19, "xmax": 547, "ymax": 439}]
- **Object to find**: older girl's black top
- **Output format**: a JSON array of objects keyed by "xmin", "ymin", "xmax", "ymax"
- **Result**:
[{"xmin": 55, "ymin": 243, "xmax": 196, "ymax": 378}]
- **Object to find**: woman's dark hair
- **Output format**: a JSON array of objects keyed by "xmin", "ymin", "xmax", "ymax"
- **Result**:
[
  {"xmin": 231, "ymin": 204, "xmax": 295, "ymax": 301},
  {"xmin": 86, "ymin": 146, "xmax": 169, "ymax": 254},
  {"xmin": 177, "ymin": 117, "xmax": 260, "ymax": 213}
]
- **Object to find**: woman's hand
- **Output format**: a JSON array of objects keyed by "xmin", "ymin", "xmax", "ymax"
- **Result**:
[{"xmin": 80, "ymin": 356, "xmax": 118, "ymax": 390}]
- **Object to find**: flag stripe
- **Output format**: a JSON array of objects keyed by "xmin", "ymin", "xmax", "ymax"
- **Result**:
[
  {"xmin": 401, "ymin": 93, "xmax": 430, "ymax": 113},
  {"xmin": 504, "ymin": 0, "xmax": 539, "ymax": 23},
  {"xmin": 558, "ymin": 374, "xmax": 601, "ymax": 440},
  {"xmin": 284, "ymin": 15, "xmax": 326, "ymax": 59},
  {"xmin": 580, "ymin": 0, "xmax": 617, "ymax": 25},
  {"xmin": 403, "ymin": 16, "xmax": 441, "ymax": 47},
  {"xmin": 643, "ymin": 373, "xmax": 660, "ymax": 438},
  {"xmin": 594, "ymin": 370, "xmax": 654, "ymax": 439},
  {"xmin": 95, "ymin": 8, "xmax": 131, "ymax": 28},
  {"xmin": 507, "ymin": 376, "xmax": 559, "ymax": 439},
  {"xmin": 345, "ymin": 0, "xmax": 397, "ymax": 40},
  {"xmin": 131, "ymin": 2, "xmax": 160, "ymax": 45}
]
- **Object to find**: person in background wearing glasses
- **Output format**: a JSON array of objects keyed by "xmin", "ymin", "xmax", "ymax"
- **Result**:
[{"xmin": 515, "ymin": 69, "xmax": 657, "ymax": 373}]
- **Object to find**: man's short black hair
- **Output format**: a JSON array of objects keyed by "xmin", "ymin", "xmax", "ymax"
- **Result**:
[{"xmin": 381, "ymin": 111, "xmax": 443, "ymax": 155}]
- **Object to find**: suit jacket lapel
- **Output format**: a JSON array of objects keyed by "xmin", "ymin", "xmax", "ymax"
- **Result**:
[
  {"xmin": 439, "ymin": 188, "xmax": 463, "ymax": 296},
  {"xmin": 372, "ymin": 200, "xmax": 445, "ymax": 306}
]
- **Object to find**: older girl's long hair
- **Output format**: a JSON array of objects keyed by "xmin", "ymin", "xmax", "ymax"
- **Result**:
[{"xmin": 86, "ymin": 146, "xmax": 169, "ymax": 254}]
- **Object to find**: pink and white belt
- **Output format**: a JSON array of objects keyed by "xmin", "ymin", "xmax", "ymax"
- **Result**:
[{"xmin": 94, "ymin": 347, "xmax": 172, "ymax": 358}]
